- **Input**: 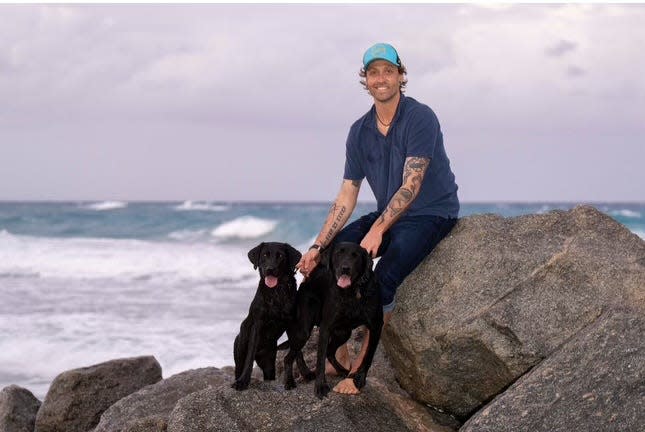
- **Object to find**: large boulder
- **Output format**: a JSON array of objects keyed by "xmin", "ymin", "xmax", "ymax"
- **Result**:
[
  {"xmin": 93, "ymin": 367, "xmax": 231, "ymax": 432},
  {"xmin": 0, "ymin": 385, "xmax": 41, "ymax": 432},
  {"xmin": 382, "ymin": 206, "xmax": 645, "ymax": 419},
  {"xmin": 460, "ymin": 308, "xmax": 644, "ymax": 431},
  {"xmin": 168, "ymin": 329, "xmax": 459, "ymax": 432},
  {"xmin": 167, "ymin": 373, "xmax": 454, "ymax": 432},
  {"xmin": 35, "ymin": 356, "xmax": 162, "ymax": 432}
]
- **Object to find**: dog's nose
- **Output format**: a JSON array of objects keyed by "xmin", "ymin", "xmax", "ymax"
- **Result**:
[
  {"xmin": 265, "ymin": 267, "xmax": 276, "ymax": 276},
  {"xmin": 341, "ymin": 266, "xmax": 351, "ymax": 275}
]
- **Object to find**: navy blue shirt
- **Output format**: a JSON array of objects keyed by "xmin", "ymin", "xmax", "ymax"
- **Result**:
[{"xmin": 344, "ymin": 94, "xmax": 459, "ymax": 218}]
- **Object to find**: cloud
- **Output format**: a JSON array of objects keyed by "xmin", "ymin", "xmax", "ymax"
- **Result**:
[
  {"xmin": 545, "ymin": 39, "xmax": 578, "ymax": 57},
  {"xmin": 0, "ymin": 3, "xmax": 644, "ymax": 201},
  {"xmin": 566, "ymin": 65, "xmax": 586, "ymax": 77}
]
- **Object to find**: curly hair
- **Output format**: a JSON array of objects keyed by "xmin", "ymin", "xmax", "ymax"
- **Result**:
[{"xmin": 359, "ymin": 62, "xmax": 408, "ymax": 93}]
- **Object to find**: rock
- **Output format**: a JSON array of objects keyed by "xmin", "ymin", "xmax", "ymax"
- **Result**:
[
  {"xmin": 167, "ymin": 377, "xmax": 453, "ymax": 432},
  {"xmin": 93, "ymin": 367, "xmax": 232, "ymax": 432},
  {"xmin": 35, "ymin": 356, "xmax": 162, "ymax": 432},
  {"xmin": 460, "ymin": 309, "xmax": 645, "ymax": 432},
  {"xmin": 382, "ymin": 206, "xmax": 645, "ymax": 418},
  {"xmin": 181, "ymin": 328, "xmax": 459, "ymax": 432},
  {"xmin": 0, "ymin": 385, "xmax": 41, "ymax": 432},
  {"xmin": 281, "ymin": 326, "xmax": 462, "ymax": 429}
]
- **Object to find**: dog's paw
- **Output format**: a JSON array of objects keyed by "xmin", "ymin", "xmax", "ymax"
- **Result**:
[
  {"xmin": 314, "ymin": 382, "xmax": 331, "ymax": 399},
  {"xmin": 231, "ymin": 379, "xmax": 249, "ymax": 391},
  {"xmin": 284, "ymin": 378, "xmax": 297, "ymax": 390}
]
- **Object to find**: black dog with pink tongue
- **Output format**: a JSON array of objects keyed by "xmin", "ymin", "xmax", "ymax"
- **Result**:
[
  {"xmin": 231, "ymin": 242, "xmax": 302, "ymax": 391},
  {"xmin": 281, "ymin": 242, "xmax": 383, "ymax": 398},
  {"xmin": 312, "ymin": 242, "xmax": 383, "ymax": 399}
]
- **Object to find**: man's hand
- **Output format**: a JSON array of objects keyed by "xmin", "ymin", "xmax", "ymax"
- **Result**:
[
  {"xmin": 297, "ymin": 248, "xmax": 321, "ymax": 278},
  {"xmin": 360, "ymin": 229, "xmax": 382, "ymax": 258}
]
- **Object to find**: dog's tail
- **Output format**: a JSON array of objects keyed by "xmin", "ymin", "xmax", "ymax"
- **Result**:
[{"xmin": 277, "ymin": 340, "xmax": 290, "ymax": 350}]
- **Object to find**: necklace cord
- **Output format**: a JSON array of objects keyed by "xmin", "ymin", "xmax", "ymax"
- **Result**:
[
  {"xmin": 375, "ymin": 95, "xmax": 401, "ymax": 128},
  {"xmin": 375, "ymin": 111, "xmax": 392, "ymax": 127}
]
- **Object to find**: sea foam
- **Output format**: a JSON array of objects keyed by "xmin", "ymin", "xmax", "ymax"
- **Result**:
[
  {"xmin": 609, "ymin": 209, "xmax": 642, "ymax": 218},
  {"xmin": 81, "ymin": 201, "xmax": 128, "ymax": 211},
  {"xmin": 211, "ymin": 216, "xmax": 278, "ymax": 240},
  {"xmin": 174, "ymin": 201, "xmax": 230, "ymax": 212},
  {"xmin": 0, "ymin": 231, "xmax": 253, "ymax": 283}
]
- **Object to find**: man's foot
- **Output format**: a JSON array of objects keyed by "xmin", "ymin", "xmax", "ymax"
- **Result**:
[{"xmin": 332, "ymin": 377, "xmax": 360, "ymax": 395}]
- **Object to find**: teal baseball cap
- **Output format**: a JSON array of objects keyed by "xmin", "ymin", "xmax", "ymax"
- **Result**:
[{"xmin": 363, "ymin": 43, "xmax": 401, "ymax": 68}]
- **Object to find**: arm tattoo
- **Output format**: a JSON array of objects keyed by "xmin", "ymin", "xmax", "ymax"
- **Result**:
[
  {"xmin": 378, "ymin": 188, "xmax": 413, "ymax": 224},
  {"xmin": 402, "ymin": 157, "xmax": 429, "ymax": 195},
  {"xmin": 351, "ymin": 179, "xmax": 361, "ymax": 188},
  {"xmin": 324, "ymin": 204, "xmax": 347, "ymax": 245},
  {"xmin": 377, "ymin": 157, "xmax": 429, "ymax": 226}
]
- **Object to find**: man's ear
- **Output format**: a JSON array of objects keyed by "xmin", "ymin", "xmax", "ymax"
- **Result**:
[
  {"xmin": 285, "ymin": 244, "xmax": 302, "ymax": 272},
  {"xmin": 247, "ymin": 243, "xmax": 264, "ymax": 270}
]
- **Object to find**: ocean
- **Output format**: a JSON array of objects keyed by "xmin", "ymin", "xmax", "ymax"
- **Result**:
[{"xmin": 1, "ymin": 201, "xmax": 643, "ymax": 399}]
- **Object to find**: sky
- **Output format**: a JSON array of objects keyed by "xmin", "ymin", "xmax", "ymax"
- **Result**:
[{"xmin": 0, "ymin": 3, "xmax": 643, "ymax": 202}]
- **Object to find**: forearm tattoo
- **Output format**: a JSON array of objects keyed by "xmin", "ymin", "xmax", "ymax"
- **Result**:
[
  {"xmin": 323, "ymin": 203, "xmax": 347, "ymax": 245},
  {"xmin": 378, "ymin": 157, "xmax": 429, "ymax": 226}
]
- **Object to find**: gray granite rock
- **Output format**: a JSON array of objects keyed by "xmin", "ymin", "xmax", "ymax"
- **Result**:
[
  {"xmin": 188, "ymin": 327, "xmax": 458, "ymax": 432},
  {"xmin": 460, "ymin": 309, "xmax": 645, "ymax": 432},
  {"xmin": 276, "ymin": 326, "xmax": 460, "ymax": 431},
  {"xmin": 167, "ymin": 377, "xmax": 451, "ymax": 432},
  {"xmin": 0, "ymin": 385, "xmax": 41, "ymax": 432},
  {"xmin": 35, "ymin": 356, "xmax": 162, "ymax": 432},
  {"xmin": 382, "ymin": 206, "xmax": 645, "ymax": 418},
  {"xmin": 93, "ymin": 367, "xmax": 231, "ymax": 432}
]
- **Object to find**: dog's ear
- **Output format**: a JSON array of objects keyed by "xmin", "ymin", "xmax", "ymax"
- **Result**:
[
  {"xmin": 320, "ymin": 244, "xmax": 332, "ymax": 269},
  {"xmin": 364, "ymin": 250, "xmax": 374, "ymax": 272},
  {"xmin": 248, "ymin": 243, "xmax": 264, "ymax": 270},
  {"xmin": 285, "ymin": 244, "xmax": 302, "ymax": 272},
  {"xmin": 358, "ymin": 246, "xmax": 374, "ymax": 285}
]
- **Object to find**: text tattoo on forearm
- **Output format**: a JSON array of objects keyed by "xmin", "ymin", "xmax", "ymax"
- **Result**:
[{"xmin": 324, "ymin": 204, "xmax": 347, "ymax": 245}]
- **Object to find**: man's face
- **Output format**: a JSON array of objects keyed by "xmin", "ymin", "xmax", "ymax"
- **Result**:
[{"xmin": 365, "ymin": 60, "xmax": 401, "ymax": 104}]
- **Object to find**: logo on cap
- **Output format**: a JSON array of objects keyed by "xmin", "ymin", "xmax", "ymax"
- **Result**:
[{"xmin": 371, "ymin": 46, "xmax": 387, "ymax": 56}]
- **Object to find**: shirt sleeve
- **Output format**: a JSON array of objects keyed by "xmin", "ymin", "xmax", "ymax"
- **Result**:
[
  {"xmin": 406, "ymin": 106, "xmax": 440, "ymax": 160},
  {"xmin": 343, "ymin": 127, "xmax": 365, "ymax": 180}
]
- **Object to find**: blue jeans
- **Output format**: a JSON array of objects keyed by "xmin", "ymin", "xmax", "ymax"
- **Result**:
[{"xmin": 334, "ymin": 211, "xmax": 457, "ymax": 313}]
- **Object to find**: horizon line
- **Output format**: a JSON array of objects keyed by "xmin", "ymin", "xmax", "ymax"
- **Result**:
[{"xmin": 0, "ymin": 199, "xmax": 644, "ymax": 205}]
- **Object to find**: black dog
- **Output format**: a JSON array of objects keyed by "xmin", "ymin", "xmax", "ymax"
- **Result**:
[
  {"xmin": 283, "ymin": 242, "xmax": 383, "ymax": 398},
  {"xmin": 231, "ymin": 242, "xmax": 302, "ymax": 391}
]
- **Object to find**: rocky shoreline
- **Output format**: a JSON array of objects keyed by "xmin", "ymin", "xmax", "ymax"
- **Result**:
[{"xmin": 2, "ymin": 206, "xmax": 643, "ymax": 432}]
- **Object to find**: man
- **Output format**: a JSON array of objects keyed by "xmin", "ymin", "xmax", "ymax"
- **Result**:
[{"xmin": 298, "ymin": 43, "xmax": 459, "ymax": 395}]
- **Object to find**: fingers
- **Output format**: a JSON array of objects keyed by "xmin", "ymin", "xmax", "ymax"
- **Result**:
[
  {"xmin": 360, "ymin": 242, "xmax": 377, "ymax": 258},
  {"xmin": 298, "ymin": 251, "xmax": 318, "ymax": 277}
]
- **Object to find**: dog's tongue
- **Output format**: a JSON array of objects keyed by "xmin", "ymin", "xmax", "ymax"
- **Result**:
[
  {"xmin": 337, "ymin": 275, "xmax": 352, "ymax": 288},
  {"xmin": 264, "ymin": 276, "xmax": 278, "ymax": 288}
]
